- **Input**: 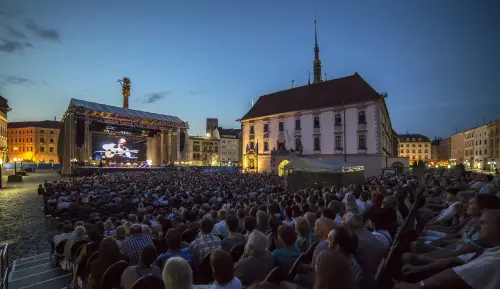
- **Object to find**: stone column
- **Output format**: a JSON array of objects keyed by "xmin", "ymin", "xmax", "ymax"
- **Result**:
[
  {"xmin": 167, "ymin": 130, "xmax": 172, "ymax": 164},
  {"xmin": 160, "ymin": 131, "xmax": 165, "ymax": 165}
]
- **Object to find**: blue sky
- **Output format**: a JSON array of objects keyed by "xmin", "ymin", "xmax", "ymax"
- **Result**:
[{"xmin": 0, "ymin": 0, "xmax": 498, "ymax": 138}]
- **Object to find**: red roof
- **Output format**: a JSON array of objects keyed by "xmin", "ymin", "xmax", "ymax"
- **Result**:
[{"xmin": 241, "ymin": 73, "xmax": 382, "ymax": 121}]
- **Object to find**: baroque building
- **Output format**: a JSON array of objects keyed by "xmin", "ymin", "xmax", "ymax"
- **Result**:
[{"xmin": 239, "ymin": 22, "xmax": 394, "ymax": 177}]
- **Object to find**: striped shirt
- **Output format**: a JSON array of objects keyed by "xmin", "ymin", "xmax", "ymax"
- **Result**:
[{"xmin": 348, "ymin": 254, "xmax": 364, "ymax": 284}]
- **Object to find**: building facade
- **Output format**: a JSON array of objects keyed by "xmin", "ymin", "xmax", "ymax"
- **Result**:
[
  {"xmin": 218, "ymin": 128, "xmax": 241, "ymax": 165},
  {"xmin": 7, "ymin": 121, "xmax": 61, "ymax": 164},
  {"xmin": 473, "ymin": 125, "xmax": 489, "ymax": 169},
  {"xmin": 431, "ymin": 140, "xmax": 439, "ymax": 162},
  {"xmin": 187, "ymin": 135, "xmax": 219, "ymax": 166},
  {"xmin": 240, "ymin": 75, "xmax": 393, "ymax": 176},
  {"xmin": 438, "ymin": 137, "xmax": 451, "ymax": 162},
  {"xmin": 397, "ymin": 134, "xmax": 431, "ymax": 162},
  {"xmin": 0, "ymin": 96, "xmax": 11, "ymax": 164},
  {"xmin": 487, "ymin": 120, "xmax": 500, "ymax": 170},
  {"xmin": 450, "ymin": 132, "xmax": 465, "ymax": 165}
]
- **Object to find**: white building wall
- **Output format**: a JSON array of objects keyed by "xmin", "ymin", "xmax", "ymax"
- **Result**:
[
  {"xmin": 319, "ymin": 110, "xmax": 334, "ymax": 154},
  {"xmin": 301, "ymin": 114, "xmax": 314, "ymax": 154},
  {"xmin": 284, "ymin": 117, "xmax": 295, "ymax": 149}
]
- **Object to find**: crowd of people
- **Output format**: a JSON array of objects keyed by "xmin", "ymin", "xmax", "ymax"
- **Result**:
[{"xmin": 40, "ymin": 166, "xmax": 500, "ymax": 289}]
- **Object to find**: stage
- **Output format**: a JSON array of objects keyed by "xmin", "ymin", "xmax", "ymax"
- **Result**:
[{"xmin": 60, "ymin": 98, "xmax": 189, "ymax": 175}]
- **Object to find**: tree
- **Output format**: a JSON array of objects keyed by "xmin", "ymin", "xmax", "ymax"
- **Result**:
[
  {"xmin": 412, "ymin": 161, "xmax": 418, "ymax": 168},
  {"xmin": 417, "ymin": 160, "xmax": 426, "ymax": 169}
]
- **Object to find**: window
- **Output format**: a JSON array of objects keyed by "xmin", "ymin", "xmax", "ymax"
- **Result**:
[
  {"xmin": 476, "ymin": 141, "xmax": 478, "ymax": 145},
  {"xmin": 406, "ymin": 149, "xmax": 409, "ymax": 153},
  {"xmin": 400, "ymin": 144, "xmax": 404, "ymax": 147},
  {"xmin": 425, "ymin": 144, "xmax": 429, "ymax": 147},
  {"xmin": 40, "ymin": 146, "xmax": 45, "ymax": 153},
  {"xmin": 49, "ymin": 147, "xmax": 54, "ymax": 153},
  {"xmin": 40, "ymin": 137, "xmax": 45, "ymax": 143},
  {"xmin": 406, "ymin": 144, "xmax": 409, "ymax": 147},
  {"xmin": 479, "ymin": 150, "xmax": 482, "ymax": 155},
  {"xmin": 264, "ymin": 123, "xmax": 269, "ymax": 133},
  {"xmin": 295, "ymin": 119, "xmax": 301, "ymax": 130},
  {"xmin": 412, "ymin": 144, "xmax": 416, "ymax": 147},
  {"xmin": 479, "ymin": 140, "xmax": 482, "ymax": 145},
  {"xmin": 335, "ymin": 135, "xmax": 342, "ymax": 150},
  {"xmin": 485, "ymin": 139, "xmax": 487, "ymax": 145},
  {"xmin": 358, "ymin": 111, "xmax": 366, "ymax": 124},
  {"xmin": 418, "ymin": 149, "xmax": 422, "ymax": 153},
  {"xmin": 412, "ymin": 149, "xmax": 415, "ymax": 153},
  {"xmin": 264, "ymin": 141, "xmax": 269, "ymax": 151},
  {"xmin": 418, "ymin": 144, "xmax": 422, "ymax": 147},
  {"xmin": 50, "ymin": 130, "xmax": 54, "ymax": 134},
  {"xmin": 250, "ymin": 141, "xmax": 254, "ymax": 149},
  {"xmin": 485, "ymin": 149, "xmax": 487, "ymax": 155},
  {"xmin": 358, "ymin": 134, "xmax": 366, "ymax": 149},
  {"xmin": 335, "ymin": 114, "xmax": 342, "ymax": 126},
  {"xmin": 50, "ymin": 138, "xmax": 54, "ymax": 143},
  {"xmin": 425, "ymin": 149, "xmax": 428, "ymax": 153},
  {"xmin": 279, "ymin": 121, "xmax": 284, "ymax": 132},
  {"xmin": 295, "ymin": 138, "xmax": 302, "ymax": 150},
  {"xmin": 249, "ymin": 125, "xmax": 254, "ymax": 134},
  {"xmin": 475, "ymin": 151, "xmax": 478, "ymax": 155},
  {"xmin": 40, "ymin": 129, "xmax": 44, "ymax": 133},
  {"xmin": 400, "ymin": 149, "xmax": 404, "ymax": 153},
  {"xmin": 313, "ymin": 116, "xmax": 320, "ymax": 128},
  {"xmin": 314, "ymin": 136, "xmax": 321, "ymax": 151}
]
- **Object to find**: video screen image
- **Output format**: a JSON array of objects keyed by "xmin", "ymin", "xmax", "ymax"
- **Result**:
[{"xmin": 92, "ymin": 134, "xmax": 147, "ymax": 161}]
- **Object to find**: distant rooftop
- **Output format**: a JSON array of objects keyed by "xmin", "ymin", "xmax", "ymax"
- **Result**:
[
  {"xmin": 398, "ymin": 133, "xmax": 431, "ymax": 142},
  {"xmin": 8, "ymin": 120, "xmax": 61, "ymax": 129},
  {"xmin": 218, "ymin": 127, "xmax": 241, "ymax": 138}
]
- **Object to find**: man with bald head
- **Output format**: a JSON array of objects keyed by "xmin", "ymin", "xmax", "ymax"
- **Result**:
[{"xmin": 311, "ymin": 217, "xmax": 334, "ymax": 269}]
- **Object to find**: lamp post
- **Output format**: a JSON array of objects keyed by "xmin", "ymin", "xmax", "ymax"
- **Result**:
[{"xmin": 13, "ymin": 157, "xmax": 17, "ymax": 175}]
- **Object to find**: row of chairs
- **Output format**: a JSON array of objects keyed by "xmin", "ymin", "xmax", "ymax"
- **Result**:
[{"xmin": 374, "ymin": 187, "xmax": 425, "ymax": 287}]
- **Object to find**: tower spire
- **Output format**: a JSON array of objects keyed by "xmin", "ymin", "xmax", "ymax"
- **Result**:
[
  {"xmin": 313, "ymin": 20, "xmax": 322, "ymax": 84},
  {"xmin": 308, "ymin": 70, "xmax": 311, "ymax": 85}
]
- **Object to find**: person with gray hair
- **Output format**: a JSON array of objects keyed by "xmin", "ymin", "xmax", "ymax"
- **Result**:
[
  {"xmin": 162, "ymin": 257, "xmax": 193, "ymax": 289},
  {"xmin": 343, "ymin": 212, "xmax": 385, "ymax": 289},
  {"xmin": 234, "ymin": 230, "xmax": 275, "ymax": 286}
]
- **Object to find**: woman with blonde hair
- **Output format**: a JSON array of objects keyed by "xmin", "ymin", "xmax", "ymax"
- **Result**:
[
  {"xmin": 294, "ymin": 217, "xmax": 311, "ymax": 253},
  {"xmin": 104, "ymin": 220, "xmax": 115, "ymax": 236},
  {"xmin": 114, "ymin": 226, "xmax": 127, "ymax": 251},
  {"xmin": 162, "ymin": 257, "xmax": 193, "ymax": 289}
]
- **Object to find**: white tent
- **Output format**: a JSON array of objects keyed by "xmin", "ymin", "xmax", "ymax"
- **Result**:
[{"xmin": 284, "ymin": 158, "xmax": 364, "ymax": 173}]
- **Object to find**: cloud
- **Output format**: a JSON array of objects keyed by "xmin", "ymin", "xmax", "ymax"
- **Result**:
[
  {"xmin": 1, "ymin": 75, "xmax": 33, "ymax": 85},
  {"xmin": 25, "ymin": 19, "xmax": 60, "ymax": 42},
  {"xmin": 0, "ymin": 38, "xmax": 33, "ymax": 53},
  {"xmin": 143, "ymin": 91, "xmax": 173, "ymax": 104},
  {"xmin": 4, "ymin": 24, "xmax": 27, "ymax": 39}
]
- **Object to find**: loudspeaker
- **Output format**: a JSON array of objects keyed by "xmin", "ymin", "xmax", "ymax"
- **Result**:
[
  {"xmin": 180, "ymin": 131, "xmax": 186, "ymax": 152},
  {"xmin": 75, "ymin": 119, "xmax": 85, "ymax": 147}
]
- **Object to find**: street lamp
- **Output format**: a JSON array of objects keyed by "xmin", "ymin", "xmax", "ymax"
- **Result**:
[{"xmin": 13, "ymin": 157, "xmax": 17, "ymax": 174}]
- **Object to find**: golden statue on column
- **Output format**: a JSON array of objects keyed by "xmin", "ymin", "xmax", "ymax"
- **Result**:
[{"xmin": 118, "ymin": 77, "xmax": 131, "ymax": 109}]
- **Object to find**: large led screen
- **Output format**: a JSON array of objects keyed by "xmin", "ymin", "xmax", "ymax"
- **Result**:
[{"xmin": 92, "ymin": 133, "xmax": 147, "ymax": 161}]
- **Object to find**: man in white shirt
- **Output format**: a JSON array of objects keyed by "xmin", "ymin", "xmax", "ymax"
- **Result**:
[{"xmin": 212, "ymin": 209, "xmax": 229, "ymax": 238}]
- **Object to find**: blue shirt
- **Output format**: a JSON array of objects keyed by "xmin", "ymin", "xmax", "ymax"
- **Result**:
[
  {"xmin": 155, "ymin": 248, "xmax": 192, "ymax": 269},
  {"xmin": 272, "ymin": 244, "xmax": 300, "ymax": 276}
]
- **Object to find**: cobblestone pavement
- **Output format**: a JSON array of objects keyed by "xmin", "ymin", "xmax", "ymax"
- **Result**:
[{"xmin": 0, "ymin": 170, "xmax": 65, "ymax": 263}]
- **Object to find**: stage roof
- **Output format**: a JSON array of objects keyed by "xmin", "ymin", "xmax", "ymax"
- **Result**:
[
  {"xmin": 69, "ymin": 98, "xmax": 185, "ymax": 124},
  {"xmin": 284, "ymin": 157, "xmax": 364, "ymax": 173}
]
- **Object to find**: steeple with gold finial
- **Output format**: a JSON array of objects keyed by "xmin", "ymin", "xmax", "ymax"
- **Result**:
[{"xmin": 313, "ymin": 20, "xmax": 322, "ymax": 84}]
